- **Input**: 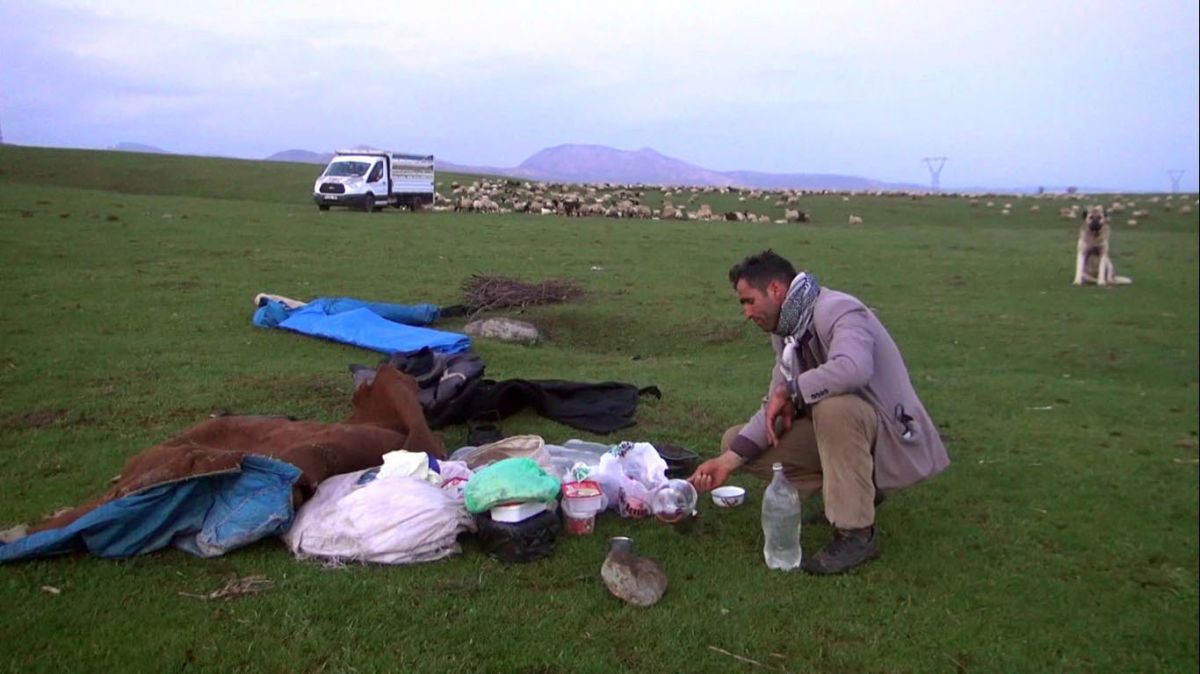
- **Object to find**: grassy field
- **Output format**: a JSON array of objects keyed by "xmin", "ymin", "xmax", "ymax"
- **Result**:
[{"xmin": 0, "ymin": 145, "xmax": 1197, "ymax": 673}]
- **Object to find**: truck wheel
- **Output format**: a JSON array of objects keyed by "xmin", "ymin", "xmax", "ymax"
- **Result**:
[
  {"xmin": 362, "ymin": 193, "xmax": 375, "ymax": 213},
  {"xmin": 317, "ymin": 205, "xmax": 330, "ymax": 211}
]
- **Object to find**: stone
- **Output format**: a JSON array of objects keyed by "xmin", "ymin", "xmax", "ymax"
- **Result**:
[{"xmin": 463, "ymin": 317, "xmax": 540, "ymax": 345}]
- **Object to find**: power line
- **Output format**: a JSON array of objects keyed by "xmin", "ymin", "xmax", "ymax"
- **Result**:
[
  {"xmin": 1167, "ymin": 170, "xmax": 1185, "ymax": 193},
  {"xmin": 922, "ymin": 157, "xmax": 947, "ymax": 192}
]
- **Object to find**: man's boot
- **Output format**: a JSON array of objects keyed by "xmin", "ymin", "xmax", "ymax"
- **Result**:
[{"xmin": 801, "ymin": 526, "xmax": 880, "ymax": 575}]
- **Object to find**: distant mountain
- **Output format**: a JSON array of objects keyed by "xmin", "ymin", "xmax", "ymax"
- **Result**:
[
  {"xmin": 265, "ymin": 149, "xmax": 332, "ymax": 164},
  {"xmin": 112, "ymin": 142, "xmax": 167, "ymax": 154},
  {"xmin": 265, "ymin": 143, "xmax": 928, "ymax": 190},
  {"xmin": 516, "ymin": 144, "xmax": 740, "ymax": 186},
  {"xmin": 722, "ymin": 169, "xmax": 919, "ymax": 191},
  {"xmin": 432, "ymin": 144, "xmax": 923, "ymax": 190}
]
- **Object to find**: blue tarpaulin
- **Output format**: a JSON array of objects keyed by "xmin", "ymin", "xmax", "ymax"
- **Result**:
[
  {"xmin": 253, "ymin": 297, "xmax": 470, "ymax": 355},
  {"xmin": 0, "ymin": 455, "xmax": 301, "ymax": 562}
]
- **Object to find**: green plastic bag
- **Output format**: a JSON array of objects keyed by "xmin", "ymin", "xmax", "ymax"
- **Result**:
[{"xmin": 464, "ymin": 458, "xmax": 562, "ymax": 514}]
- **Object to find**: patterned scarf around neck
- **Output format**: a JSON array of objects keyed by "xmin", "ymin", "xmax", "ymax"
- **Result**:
[
  {"xmin": 775, "ymin": 272, "xmax": 820, "ymax": 400},
  {"xmin": 773, "ymin": 272, "xmax": 821, "ymax": 339}
]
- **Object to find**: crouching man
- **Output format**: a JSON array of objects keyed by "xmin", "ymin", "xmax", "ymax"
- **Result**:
[{"xmin": 689, "ymin": 250, "xmax": 949, "ymax": 575}]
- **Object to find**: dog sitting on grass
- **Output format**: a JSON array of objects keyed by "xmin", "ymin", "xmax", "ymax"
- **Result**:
[{"xmin": 1073, "ymin": 205, "xmax": 1132, "ymax": 286}]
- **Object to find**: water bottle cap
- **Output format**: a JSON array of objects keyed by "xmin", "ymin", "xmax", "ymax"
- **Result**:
[{"xmin": 771, "ymin": 462, "xmax": 783, "ymax": 471}]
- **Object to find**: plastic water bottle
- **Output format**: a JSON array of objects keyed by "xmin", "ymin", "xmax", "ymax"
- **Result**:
[{"xmin": 761, "ymin": 462, "xmax": 802, "ymax": 570}]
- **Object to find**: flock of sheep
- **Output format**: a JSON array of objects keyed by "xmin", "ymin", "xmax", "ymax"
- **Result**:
[
  {"xmin": 435, "ymin": 179, "xmax": 814, "ymax": 223},
  {"xmin": 429, "ymin": 177, "xmax": 1196, "ymax": 227},
  {"xmin": 1053, "ymin": 195, "xmax": 1193, "ymax": 227}
]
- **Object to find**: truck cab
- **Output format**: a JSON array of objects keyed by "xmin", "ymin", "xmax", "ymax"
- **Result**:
[{"xmin": 313, "ymin": 150, "xmax": 434, "ymax": 212}]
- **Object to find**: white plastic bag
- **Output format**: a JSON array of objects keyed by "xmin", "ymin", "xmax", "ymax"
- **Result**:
[
  {"xmin": 378, "ymin": 450, "xmax": 440, "ymax": 485},
  {"xmin": 284, "ymin": 471, "xmax": 475, "ymax": 564},
  {"xmin": 590, "ymin": 441, "xmax": 669, "ymax": 519},
  {"xmin": 437, "ymin": 460, "xmax": 473, "ymax": 502}
]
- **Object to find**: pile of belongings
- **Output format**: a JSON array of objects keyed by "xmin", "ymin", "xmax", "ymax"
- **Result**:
[
  {"xmin": 461, "ymin": 437, "xmax": 564, "ymax": 563},
  {"xmin": 293, "ymin": 435, "xmax": 570, "ymax": 565}
]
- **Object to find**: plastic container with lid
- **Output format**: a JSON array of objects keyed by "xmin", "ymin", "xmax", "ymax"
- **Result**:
[
  {"xmin": 490, "ymin": 500, "xmax": 549, "ymax": 523},
  {"xmin": 562, "ymin": 480, "xmax": 605, "ymax": 515},
  {"xmin": 561, "ymin": 480, "xmax": 607, "ymax": 535}
]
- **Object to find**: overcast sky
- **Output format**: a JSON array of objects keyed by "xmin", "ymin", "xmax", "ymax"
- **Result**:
[{"xmin": 2, "ymin": 0, "xmax": 1197, "ymax": 191}]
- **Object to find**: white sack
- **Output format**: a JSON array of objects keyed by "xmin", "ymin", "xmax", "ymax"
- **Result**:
[{"xmin": 284, "ymin": 470, "xmax": 474, "ymax": 565}]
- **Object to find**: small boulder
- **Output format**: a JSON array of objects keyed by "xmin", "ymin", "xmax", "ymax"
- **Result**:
[{"xmin": 464, "ymin": 317, "xmax": 541, "ymax": 345}]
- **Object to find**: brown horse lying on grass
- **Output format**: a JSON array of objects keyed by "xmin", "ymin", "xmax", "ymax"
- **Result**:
[{"xmin": 26, "ymin": 364, "xmax": 443, "ymax": 535}]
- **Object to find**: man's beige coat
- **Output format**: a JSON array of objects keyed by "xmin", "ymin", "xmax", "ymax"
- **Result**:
[{"xmin": 737, "ymin": 288, "xmax": 950, "ymax": 491}]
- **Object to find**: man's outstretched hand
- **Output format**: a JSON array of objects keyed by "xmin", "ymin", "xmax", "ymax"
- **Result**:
[{"xmin": 688, "ymin": 452, "xmax": 743, "ymax": 492}]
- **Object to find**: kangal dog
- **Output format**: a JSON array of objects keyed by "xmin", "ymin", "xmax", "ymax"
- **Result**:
[{"xmin": 1073, "ymin": 206, "xmax": 1132, "ymax": 286}]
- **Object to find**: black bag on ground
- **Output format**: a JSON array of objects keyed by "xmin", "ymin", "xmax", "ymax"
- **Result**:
[
  {"xmin": 473, "ymin": 509, "xmax": 560, "ymax": 563},
  {"xmin": 466, "ymin": 379, "xmax": 662, "ymax": 434},
  {"xmin": 653, "ymin": 443, "xmax": 699, "ymax": 479}
]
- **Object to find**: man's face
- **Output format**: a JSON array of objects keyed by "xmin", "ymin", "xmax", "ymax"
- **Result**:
[{"xmin": 735, "ymin": 278, "xmax": 786, "ymax": 332}]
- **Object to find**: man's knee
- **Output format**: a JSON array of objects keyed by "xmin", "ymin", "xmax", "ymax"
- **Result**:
[
  {"xmin": 811, "ymin": 394, "xmax": 878, "ymax": 438},
  {"xmin": 720, "ymin": 424, "xmax": 745, "ymax": 453},
  {"xmin": 811, "ymin": 394, "xmax": 871, "ymax": 422}
]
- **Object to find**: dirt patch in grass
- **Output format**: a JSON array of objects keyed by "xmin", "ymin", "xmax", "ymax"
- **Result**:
[
  {"xmin": 3, "ymin": 409, "xmax": 69, "ymax": 430},
  {"xmin": 0, "ymin": 409, "xmax": 106, "ymax": 433}
]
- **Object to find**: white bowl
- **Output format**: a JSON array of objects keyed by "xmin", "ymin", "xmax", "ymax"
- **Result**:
[{"xmin": 711, "ymin": 486, "xmax": 746, "ymax": 508}]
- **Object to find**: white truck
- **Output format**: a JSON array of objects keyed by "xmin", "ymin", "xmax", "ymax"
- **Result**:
[{"xmin": 313, "ymin": 150, "xmax": 435, "ymax": 212}]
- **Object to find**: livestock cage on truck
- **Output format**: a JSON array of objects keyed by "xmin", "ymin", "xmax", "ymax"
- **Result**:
[{"xmin": 313, "ymin": 150, "xmax": 435, "ymax": 212}]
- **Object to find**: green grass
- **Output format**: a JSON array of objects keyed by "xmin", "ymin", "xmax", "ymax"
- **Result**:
[{"xmin": 1, "ymin": 145, "xmax": 1197, "ymax": 673}]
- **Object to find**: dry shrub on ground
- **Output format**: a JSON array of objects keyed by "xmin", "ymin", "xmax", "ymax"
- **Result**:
[{"xmin": 461, "ymin": 274, "xmax": 586, "ymax": 315}]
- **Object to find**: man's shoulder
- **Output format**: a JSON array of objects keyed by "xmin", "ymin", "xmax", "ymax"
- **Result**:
[{"xmin": 815, "ymin": 288, "xmax": 867, "ymax": 317}]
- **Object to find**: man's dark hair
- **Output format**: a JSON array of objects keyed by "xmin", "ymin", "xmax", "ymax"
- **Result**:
[{"xmin": 728, "ymin": 250, "xmax": 797, "ymax": 290}]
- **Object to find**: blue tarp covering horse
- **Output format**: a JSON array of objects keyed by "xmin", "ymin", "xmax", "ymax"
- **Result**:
[{"xmin": 0, "ymin": 455, "xmax": 300, "ymax": 562}]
